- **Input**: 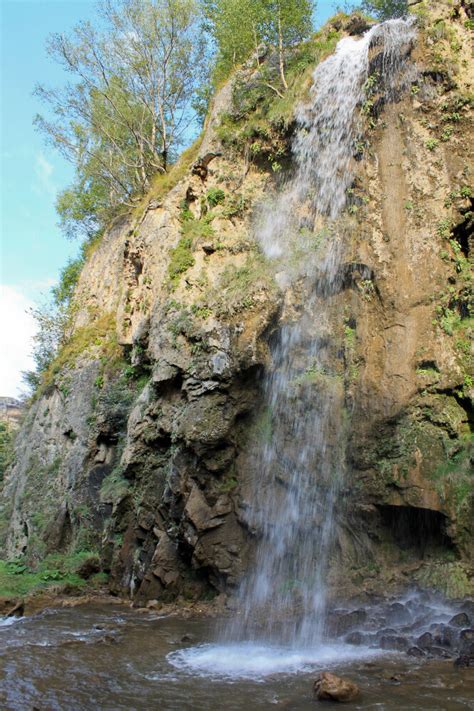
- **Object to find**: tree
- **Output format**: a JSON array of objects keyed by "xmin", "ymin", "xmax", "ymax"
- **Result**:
[
  {"xmin": 34, "ymin": 0, "xmax": 205, "ymax": 235},
  {"xmin": 339, "ymin": 0, "xmax": 408, "ymax": 19},
  {"xmin": 202, "ymin": 0, "xmax": 314, "ymax": 88}
]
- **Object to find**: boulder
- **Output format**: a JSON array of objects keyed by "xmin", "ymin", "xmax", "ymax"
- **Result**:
[
  {"xmin": 449, "ymin": 612, "xmax": 470, "ymax": 627},
  {"xmin": 407, "ymin": 646, "xmax": 426, "ymax": 658},
  {"xmin": 313, "ymin": 672, "xmax": 360, "ymax": 703}
]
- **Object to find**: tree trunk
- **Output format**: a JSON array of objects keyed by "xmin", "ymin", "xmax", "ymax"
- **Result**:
[{"xmin": 278, "ymin": 11, "xmax": 288, "ymax": 91}]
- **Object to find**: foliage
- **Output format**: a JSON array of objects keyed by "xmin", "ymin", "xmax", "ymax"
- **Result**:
[
  {"xmin": 338, "ymin": 0, "xmax": 407, "ymax": 18},
  {"xmin": 361, "ymin": 0, "xmax": 407, "ymax": 18},
  {"xmin": 168, "ymin": 237, "xmax": 196, "ymax": 287},
  {"xmin": 39, "ymin": 314, "xmax": 120, "ymax": 391},
  {"xmin": 206, "ymin": 187, "xmax": 226, "ymax": 207},
  {"xmin": 202, "ymin": 0, "xmax": 315, "ymax": 86},
  {"xmin": 100, "ymin": 468, "xmax": 130, "ymax": 504},
  {"xmin": 0, "ymin": 552, "xmax": 106, "ymax": 597},
  {"xmin": 214, "ymin": 24, "xmax": 341, "ymax": 164},
  {"xmin": 0, "ymin": 423, "xmax": 14, "ymax": 483},
  {"xmin": 35, "ymin": 0, "xmax": 206, "ymax": 237}
]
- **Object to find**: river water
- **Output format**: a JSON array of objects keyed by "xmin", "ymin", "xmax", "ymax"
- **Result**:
[{"xmin": 1, "ymin": 603, "xmax": 473, "ymax": 710}]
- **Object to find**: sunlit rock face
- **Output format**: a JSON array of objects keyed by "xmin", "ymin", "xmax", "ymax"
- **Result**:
[{"xmin": 1, "ymin": 0, "xmax": 472, "ymax": 607}]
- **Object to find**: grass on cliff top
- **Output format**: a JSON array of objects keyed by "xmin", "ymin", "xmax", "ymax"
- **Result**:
[
  {"xmin": 38, "ymin": 313, "xmax": 121, "ymax": 394},
  {"xmin": 0, "ymin": 552, "xmax": 106, "ymax": 598},
  {"xmin": 133, "ymin": 135, "xmax": 204, "ymax": 222}
]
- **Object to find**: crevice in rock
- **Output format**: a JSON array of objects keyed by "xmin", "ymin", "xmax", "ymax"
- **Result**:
[
  {"xmin": 58, "ymin": 508, "xmax": 73, "ymax": 551},
  {"xmin": 376, "ymin": 504, "xmax": 454, "ymax": 557},
  {"xmin": 451, "ymin": 205, "xmax": 472, "ymax": 258}
]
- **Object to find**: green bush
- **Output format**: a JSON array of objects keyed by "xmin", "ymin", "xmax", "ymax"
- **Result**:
[
  {"xmin": 206, "ymin": 187, "xmax": 226, "ymax": 207},
  {"xmin": 168, "ymin": 237, "xmax": 195, "ymax": 287}
]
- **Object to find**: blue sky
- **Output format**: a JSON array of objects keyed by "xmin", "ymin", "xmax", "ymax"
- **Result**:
[{"xmin": 0, "ymin": 0, "xmax": 337, "ymax": 397}]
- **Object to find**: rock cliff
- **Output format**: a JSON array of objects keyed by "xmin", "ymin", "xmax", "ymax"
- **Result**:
[{"xmin": 0, "ymin": 0, "xmax": 472, "ymax": 603}]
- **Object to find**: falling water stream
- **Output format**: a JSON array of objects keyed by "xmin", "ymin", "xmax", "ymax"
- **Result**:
[{"xmin": 177, "ymin": 18, "xmax": 418, "ymax": 675}]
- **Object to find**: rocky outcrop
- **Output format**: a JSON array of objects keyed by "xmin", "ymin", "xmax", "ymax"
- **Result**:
[
  {"xmin": 0, "ymin": 398, "xmax": 23, "ymax": 429},
  {"xmin": 0, "ymin": 1, "xmax": 472, "ymax": 603}
]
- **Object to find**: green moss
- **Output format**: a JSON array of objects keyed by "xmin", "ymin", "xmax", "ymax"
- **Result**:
[
  {"xmin": 431, "ymin": 434, "xmax": 473, "ymax": 515},
  {"xmin": 344, "ymin": 325, "xmax": 356, "ymax": 349},
  {"xmin": 249, "ymin": 406, "xmax": 273, "ymax": 444},
  {"xmin": 206, "ymin": 187, "xmax": 226, "ymax": 207},
  {"xmin": 40, "ymin": 313, "xmax": 120, "ymax": 391},
  {"xmin": 167, "ymin": 237, "xmax": 195, "ymax": 288},
  {"xmin": 100, "ymin": 469, "xmax": 130, "ymax": 505},
  {"xmin": 415, "ymin": 561, "xmax": 473, "ymax": 598},
  {"xmin": 133, "ymin": 135, "xmax": 203, "ymax": 220},
  {"xmin": 210, "ymin": 252, "xmax": 276, "ymax": 316},
  {"xmin": 218, "ymin": 476, "xmax": 238, "ymax": 493}
]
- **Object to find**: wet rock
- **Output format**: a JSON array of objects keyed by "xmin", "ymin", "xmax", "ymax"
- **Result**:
[
  {"xmin": 454, "ymin": 654, "xmax": 474, "ymax": 668},
  {"xmin": 345, "ymin": 631, "xmax": 363, "ymax": 645},
  {"xmin": 386, "ymin": 602, "xmax": 411, "ymax": 624},
  {"xmin": 460, "ymin": 628, "xmax": 474, "ymax": 644},
  {"xmin": 431, "ymin": 623, "xmax": 456, "ymax": 648},
  {"xmin": 427, "ymin": 646, "xmax": 452, "ymax": 659},
  {"xmin": 449, "ymin": 612, "xmax": 470, "ymax": 627},
  {"xmin": 407, "ymin": 646, "xmax": 426, "ymax": 658},
  {"xmin": 417, "ymin": 632, "xmax": 434, "ymax": 649},
  {"xmin": 379, "ymin": 634, "xmax": 409, "ymax": 651},
  {"xmin": 313, "ymin": 672, "xmax": 360, "ymax": 703},
  {"xmin": 328, "ymin": 609, "xmax": 367, "ymax": 636},
  {"xmin": 460, "ymin": 601, "xmax": 474, "ymax": 617}
]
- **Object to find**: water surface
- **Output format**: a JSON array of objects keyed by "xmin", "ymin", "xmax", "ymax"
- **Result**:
[{"xmin": 1, "ymin": 605, "xmax": 473, "ymax": 710}]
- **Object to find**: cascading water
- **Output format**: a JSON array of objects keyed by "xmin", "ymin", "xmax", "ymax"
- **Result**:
[
  {"xmin": 231, "ymin": 17, "xmax": 417, "ymax": 650},
  {"xmin": 174, "ymin": 18, "xmax": 417, "ymax": 676}
]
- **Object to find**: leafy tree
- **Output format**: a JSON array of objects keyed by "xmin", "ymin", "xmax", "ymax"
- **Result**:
[
  {"xmin": 202, "ymin": 0, "xmax": 315, "ymax": 88},
  {"xmin": 361, "ymin": 0, "xmax": 407, "ymax": 18},
  {"xmin": 337, "ymin": 0, "xmax": 408, "ymax": 19},
  {"xmin": 35, "ymin": 0, "xmax": 205, "ymax": 236}
]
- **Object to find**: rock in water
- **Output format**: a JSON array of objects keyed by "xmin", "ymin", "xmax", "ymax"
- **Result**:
[{"xmin": 313, "ymin": 672, "xmax": 360, "ymax": 703}]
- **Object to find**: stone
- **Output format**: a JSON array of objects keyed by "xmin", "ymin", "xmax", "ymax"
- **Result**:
[
  {"xmin": 417, "ymin": 632, "xmax": 433, "ymax": 649},
  {"xmin": 379, "ymin": 634, "xmax": 409, "ymax": 651},
  {"xmin": 345, "ymin": 631, "xmax": 363, "ymax": 645},
  {"xmin": 313, "ymin": 672, "xmax": 360, "ymax": 703},
  {"xmin": 428, "ymin": 646, "xmax": 452, "ymax": 659},
  {"xmin": 329, "ymin": 609, "xmax": 367, "ymax": 636},
  {"xmin": 454, "ymin": 655, "xmax": 474, "ymax": 668},
  {"xmin": 407, "ymin": 646, "xmax": 426, "ymax": 658},
  {"xmin": 449, "ymin": 613, "xmax": 470, "ymax": 627}
]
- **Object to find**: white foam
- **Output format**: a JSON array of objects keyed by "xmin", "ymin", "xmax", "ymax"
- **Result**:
[
  {"xmin": 0, "ymin": 616, "xmax": 22, "ymax": 628},
  {"xmin": 167, "ymin": 641, "xmax": 381, "ymax": 680}
]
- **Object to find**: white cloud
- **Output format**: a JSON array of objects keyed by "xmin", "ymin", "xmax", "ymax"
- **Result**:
[
  {"xmin": 0, "ymin": 285, "xmax": 37, "ymax": 398},
  {"xmin": 34, "ymin": 151, "xmax": 56, "ymax": 198}
]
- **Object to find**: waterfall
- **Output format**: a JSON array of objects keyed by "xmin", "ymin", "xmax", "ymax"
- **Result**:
[{"xmin": 231, "ymin": 18, "xmax": 417, "ymax": 648}]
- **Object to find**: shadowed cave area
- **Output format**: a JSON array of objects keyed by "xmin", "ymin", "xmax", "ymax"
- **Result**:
[{"xmin": 377, "ymin": 504, "xmax": 454, "ymax": 556}]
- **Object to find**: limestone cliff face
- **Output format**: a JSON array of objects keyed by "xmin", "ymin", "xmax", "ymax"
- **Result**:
[{"xmin": 0, "ymin": 0, "xmax": 472, "ymax": 601}]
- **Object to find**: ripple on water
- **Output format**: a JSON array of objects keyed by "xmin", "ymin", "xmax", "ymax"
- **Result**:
[
  {"xmin": 167, "ymin": 641, "xmax": 382, "ymax": 680},
  {"xmin": 0, "ymin": 616, "xmax": 22, "ymax": 628}
]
